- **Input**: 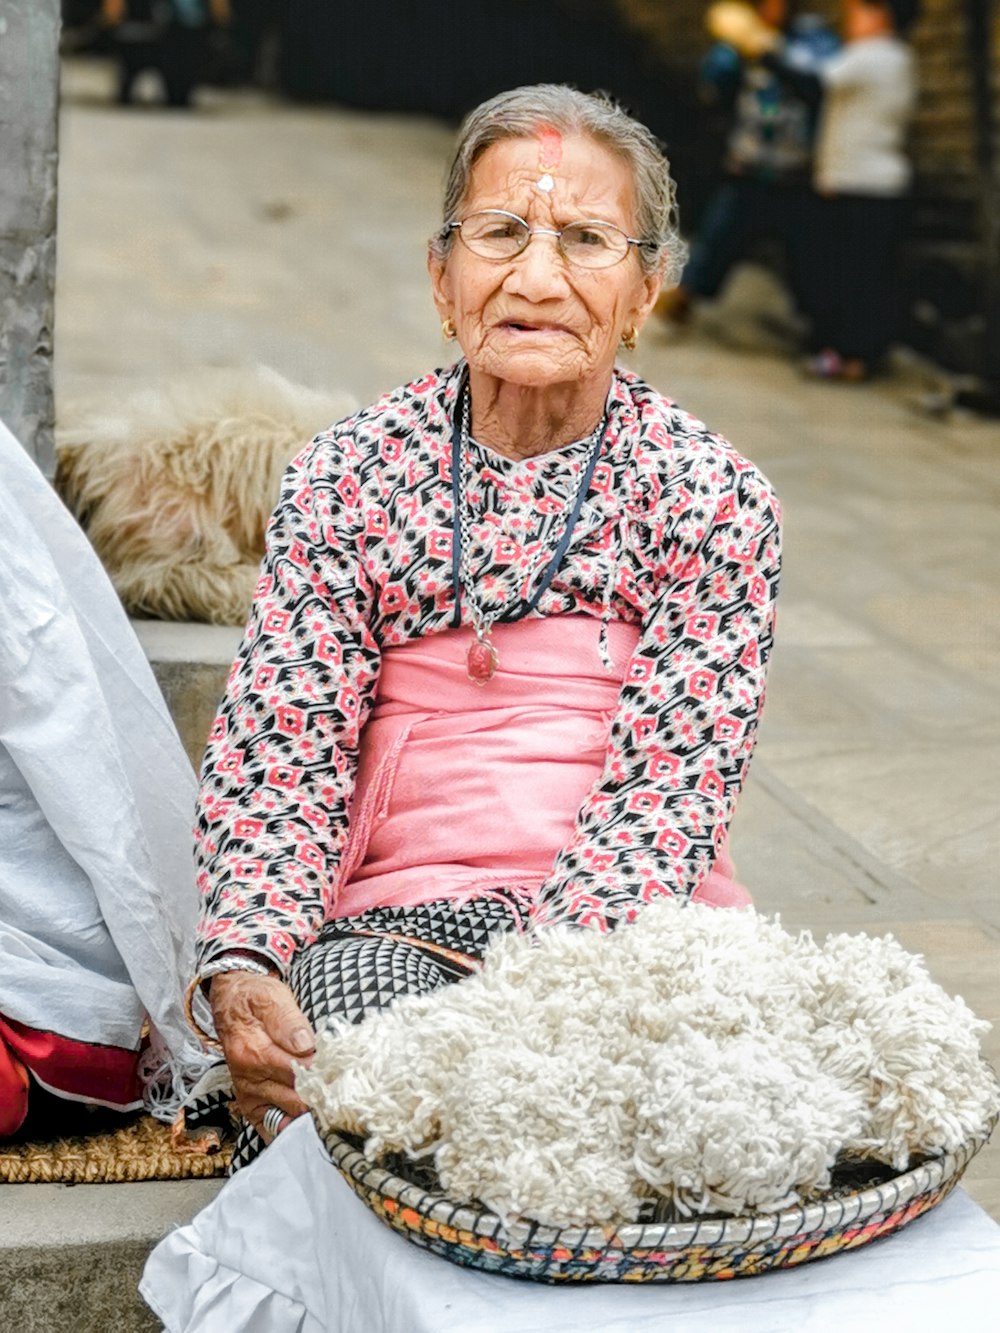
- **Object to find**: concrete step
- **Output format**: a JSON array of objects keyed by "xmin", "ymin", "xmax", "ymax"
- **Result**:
[{"xmin": 0, "ymin": 1178, "xmax": 222, "ymax": 1331}]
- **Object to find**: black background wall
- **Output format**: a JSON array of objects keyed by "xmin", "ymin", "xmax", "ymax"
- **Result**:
[{"xmin": 275, "ymin": 1, "xmax": 718, "ymax": 222}]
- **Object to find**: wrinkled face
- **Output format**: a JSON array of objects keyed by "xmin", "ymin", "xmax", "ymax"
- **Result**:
[{"xmin": 429, "ymin": 134, "xmax": 661, "ymax": 391}]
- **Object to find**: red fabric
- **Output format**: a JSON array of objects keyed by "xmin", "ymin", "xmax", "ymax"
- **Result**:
[
  {"xmin": 0, "ymin": 1015, "xmax": 142, "ymax": 1132},
  {"xmin": 0, "ymin": 1037, "xmax": 30, "ymax": 1136}
]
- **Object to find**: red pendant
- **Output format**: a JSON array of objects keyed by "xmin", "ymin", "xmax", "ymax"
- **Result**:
[{"xmin": 467, "ymin": 635, "xmax": 499, "ymax": 685}]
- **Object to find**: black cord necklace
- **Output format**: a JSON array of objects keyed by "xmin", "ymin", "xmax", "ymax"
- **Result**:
[{"xmin": 449, "ymin": 378, "xmax": 608, "ymax": 683}]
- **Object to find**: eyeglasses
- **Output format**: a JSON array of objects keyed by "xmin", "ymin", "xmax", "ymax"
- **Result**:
[{"xmin": 446, "ymin": 209, "xmax": 652, "ymax": 270}]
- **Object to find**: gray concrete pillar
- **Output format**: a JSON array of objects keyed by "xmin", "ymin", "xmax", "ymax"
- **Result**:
[{"xmin": 0, "ymin": 1, "xmax": 61, "ymax": 473}]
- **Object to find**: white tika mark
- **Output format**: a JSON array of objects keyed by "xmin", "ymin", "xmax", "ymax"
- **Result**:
[{"xmin": 536, "ymin": 174, "xmax": 555, "ymax": 192}]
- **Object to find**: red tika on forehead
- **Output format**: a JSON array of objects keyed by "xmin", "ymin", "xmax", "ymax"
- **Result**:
[{"xmin": 537, "ymin": 126, "xmax": 563, "ymax": 171}]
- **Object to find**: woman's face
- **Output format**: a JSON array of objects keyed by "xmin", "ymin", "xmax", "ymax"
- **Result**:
[{"xmin": 429, "ymin": 134, "xmax": 661, "ymax": 392}]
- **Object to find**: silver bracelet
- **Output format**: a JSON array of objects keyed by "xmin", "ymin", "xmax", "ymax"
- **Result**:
[{"xmin": 198, "ymin": 954, "xmax": 276, "ymax": 991}]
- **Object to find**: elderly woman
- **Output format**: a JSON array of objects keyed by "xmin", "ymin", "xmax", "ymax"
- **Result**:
[{"xmin": 189, "ymin": 84, "xmax": 781, "ymax": 1165}]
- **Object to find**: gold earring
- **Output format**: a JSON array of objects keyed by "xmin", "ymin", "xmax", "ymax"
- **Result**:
[
  {"xmin": 442, "ymin": 317, "xmax": 457, "ymax": 341},
  {"xmin": 621, "ymin": 326, "xmax": 638, "ymax": 352}
]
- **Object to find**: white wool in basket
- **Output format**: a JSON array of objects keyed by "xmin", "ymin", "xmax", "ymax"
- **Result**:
[{"xmin": 296, "ymin": 900, "xmax": 999, "ymax": 1228}]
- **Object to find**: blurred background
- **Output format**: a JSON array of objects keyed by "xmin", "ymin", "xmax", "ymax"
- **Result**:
[
  {"xmin": 59, "ymin": 0, "xmax": 1000, "ymax": 399},
  {"xmin": 44, "ymin": 0, "xmax": 1000, "ymax": 1219}
]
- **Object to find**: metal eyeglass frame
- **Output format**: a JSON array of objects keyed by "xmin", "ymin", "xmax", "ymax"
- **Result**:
[{"xmin": 445, "ymin": 209, "xmax": 653, "ymax": 269}]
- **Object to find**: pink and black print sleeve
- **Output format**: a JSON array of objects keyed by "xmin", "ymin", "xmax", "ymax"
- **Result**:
[
  {"xmin": 194, "ymin": 436, "xmax": 380, "ymax": 974},
  {"xmin": 536, "ymin": 437, "xmax": 782, "ymax": 929}
]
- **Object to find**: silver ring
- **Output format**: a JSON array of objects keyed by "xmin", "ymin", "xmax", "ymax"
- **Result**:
[{"xmin": 261, "ymin": 1105, "xmax": 286, "ymax": 1138}]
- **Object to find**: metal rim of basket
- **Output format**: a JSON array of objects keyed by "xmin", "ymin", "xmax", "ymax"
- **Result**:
[{"xmin": 319, "ymin": 1112, "xmax": 996, "ymax": 1257}]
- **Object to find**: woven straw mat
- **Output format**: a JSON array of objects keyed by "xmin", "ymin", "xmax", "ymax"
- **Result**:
[{"xmin": 0, "ymin": 1114, "xmax": 231, "ymax": 1184}]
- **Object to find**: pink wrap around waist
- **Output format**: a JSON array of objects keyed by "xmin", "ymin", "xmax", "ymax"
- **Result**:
[{"xmin": 332, "ymin": 616, "xmax": 748, "ymax": 919}]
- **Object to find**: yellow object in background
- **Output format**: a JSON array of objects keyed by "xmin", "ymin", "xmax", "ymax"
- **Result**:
[{"xmin": 706, "ymin": 2, "xmax": 781, "ymax": 58}]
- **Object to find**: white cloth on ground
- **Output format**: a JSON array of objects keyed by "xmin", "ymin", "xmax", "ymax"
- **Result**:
[
  {"xmin": 141, "ymin": 1114, "xmax": 1000, "ymax": 1332},
  {"xmin": 0, "ymin": 419, "xmax": 208, "ymax": 1114}
]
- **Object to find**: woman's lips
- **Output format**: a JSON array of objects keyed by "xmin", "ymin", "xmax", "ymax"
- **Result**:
[{"xmin": 498, "ymin": 320, "xmax": 571, "ymax": 335}]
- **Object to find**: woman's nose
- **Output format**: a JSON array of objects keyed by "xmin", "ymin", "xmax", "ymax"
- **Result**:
[{"xmin": 502, "ymin": 233, "xmax": 571, "ymax": 300}]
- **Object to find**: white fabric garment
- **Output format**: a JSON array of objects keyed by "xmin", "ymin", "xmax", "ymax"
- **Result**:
[
  {"xmin": 815, "ymin": 36, "xmax": 917, "ymax": 195},
  {"xmin": 142, "ymin": 1114, "xmax": 1000, "ymax": 1332},
  {"xmin": 0, "ymin": 420, "xmax": 209, "ymax": 1114}
]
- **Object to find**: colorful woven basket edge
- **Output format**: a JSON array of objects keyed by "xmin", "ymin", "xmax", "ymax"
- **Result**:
[{"xmin": 318, "ymin": 1111, "xmax": 996, "ymax": 1283}]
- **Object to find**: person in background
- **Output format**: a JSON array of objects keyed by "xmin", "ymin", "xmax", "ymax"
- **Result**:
[
  {"xmin": 729, "ymin": 0, "xmax": 920, "ymax": 379},
  {"xmin": 657, "ymin": 0, "xmax": 839, "ymax": 326},
  {"xmin": 101, "ymin": 0, "xmax": 231, "ymax": 108}
]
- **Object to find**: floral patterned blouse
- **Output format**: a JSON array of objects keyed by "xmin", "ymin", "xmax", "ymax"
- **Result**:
[{"xmin": 194, "ymin": 361, "xmax": 781, "ymax": 974}]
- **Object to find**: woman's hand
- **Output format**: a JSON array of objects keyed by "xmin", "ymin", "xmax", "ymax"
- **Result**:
[{"xmin": 209, "ymin": 973, "xmax": 317, "ymax": 1139}]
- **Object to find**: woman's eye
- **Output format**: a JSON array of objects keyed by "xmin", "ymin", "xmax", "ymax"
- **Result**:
[
  {"xmin": 568, "ymin": 226, "xmax": 610, "ymax": 248},
  {"xmin": 464, "ymin": 216, "xmax": 524, "ymax": 246}
]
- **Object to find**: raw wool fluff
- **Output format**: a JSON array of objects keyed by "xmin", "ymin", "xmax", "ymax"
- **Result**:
[
  {"xmin": 55, "ymin": 367, "xmax": 356, "ymax": 625},
  {"xmin": 297, "ymin": 900, "xmax": 999, "ymax": 1229}
]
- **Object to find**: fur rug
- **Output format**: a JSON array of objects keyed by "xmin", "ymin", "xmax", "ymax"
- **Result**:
[
  {"xmin": 56, "ymin": 368, "xmax": 356, "ymax": 625},
  {"xmin": 298, "ymin": 900, "xmax": 1000, "ymax": 1228}
]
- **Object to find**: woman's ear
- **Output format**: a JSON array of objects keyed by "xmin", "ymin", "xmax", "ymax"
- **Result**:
[
  {"xmin": 628, "ymin": 271, "xmax": 663, "ymax": 336},
  {"xmin": 427, "ymin": 250, "xmax": 453, "ymax": 323}
]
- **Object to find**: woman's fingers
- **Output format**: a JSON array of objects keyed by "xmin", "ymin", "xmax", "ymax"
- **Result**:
[
  {"xmin": 209, "ymin": 973, "xmax": 317, "ymax": 1137},
  {"xmin": 211, "ymin": 973, "xmax": 316, "ymax": 1059},
  {"xmin": 234, "ymin": 1074, "xmax": 310, "ymax": 1138},
  {"xmin": 261, "ymin": 986, "xmax": 317, "ymax": 1059}
]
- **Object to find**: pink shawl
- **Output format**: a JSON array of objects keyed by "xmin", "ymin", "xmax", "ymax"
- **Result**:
[{"xmin": 334, "ymin": 616, "xmax": 749, "ymax": 920}]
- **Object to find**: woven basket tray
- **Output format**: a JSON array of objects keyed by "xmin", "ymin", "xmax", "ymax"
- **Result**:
[{"xmin": 319, "ymin": 1116, "xmax": 996, "ymax": 1282}]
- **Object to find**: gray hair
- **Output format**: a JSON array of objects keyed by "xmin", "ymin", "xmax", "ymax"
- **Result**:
[{"xmin": 429, "ymin": 84, "xmax": 687, "ymax": 284}]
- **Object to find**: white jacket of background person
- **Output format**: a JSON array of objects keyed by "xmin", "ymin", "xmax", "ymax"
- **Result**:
[{"xmin": 814, "ymin": 34, "xmax": 917, "ymax": 196}]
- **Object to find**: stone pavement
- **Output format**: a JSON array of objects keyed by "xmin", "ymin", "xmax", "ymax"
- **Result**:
[{"xmin": 14, "ymin": 57, "xmax": 998, "ymax": 1317}]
